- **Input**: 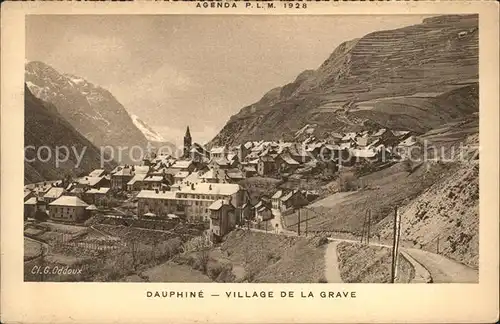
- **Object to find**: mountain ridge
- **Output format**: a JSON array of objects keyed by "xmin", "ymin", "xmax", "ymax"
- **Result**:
[
  {"xmin": 25, "ymin": 61, "xmax": 150, "ymax": 164},
  {"xmin": 210, "ymin": 14, "xmax": 478, "ymax": 146},
  {"xmin": 24, "ymin": 84, "xmax": 117, "ymax": 184}
]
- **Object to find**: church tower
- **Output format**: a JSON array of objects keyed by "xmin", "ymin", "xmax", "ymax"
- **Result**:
[{"xmin": 183, "ymin": 126, "xmax": 192, "ymax": 158}]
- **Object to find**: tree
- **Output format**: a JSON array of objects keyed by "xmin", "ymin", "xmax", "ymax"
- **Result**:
[
  {"xmin": 34, "ymin": 210, "xmax": 49, "ymax": 222},
  {"xmin": 198, "ymin": 247, "xmax": 210, "ymax": 274},
  {"xmin": 338, "ymin": 172, "xmax": 358, "ymax": 192}
]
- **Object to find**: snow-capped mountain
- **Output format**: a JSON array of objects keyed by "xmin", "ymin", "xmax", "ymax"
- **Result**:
[
  {"xmin": 25, "ymin": 61, "xmax": 149, "ymax": 163},
  {"xmin": 129, "ymin": 113, "xmax": 165, "ymax": 142}
]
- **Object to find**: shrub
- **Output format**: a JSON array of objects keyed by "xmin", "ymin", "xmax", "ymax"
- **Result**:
[
  {"xmin": 338, "ymin": 172, "xmax": 358, "ymax": 192},
  {"xmin": 34, "ymin": 210, "xmax": 49, "ymax": 222},
  {"xmin": 317, "ymin": 276, "xmax": 327, "ymax": 283},
  {"xmin": 215, "ymin": 264, "xmax": 236, "ymax": 283},
  {"xmin": 197, "ymin": 249, "xmax": 210, "ymax": 274},
  {"xmin": 316, "ymin": 236, "xmax": 329, "ymax": 247},
  {"xmin": 402, "ymin": 159, "xmax": 413, "ymax": 173},
  {"xmin": 207, "ymin": 263, "xmax": 224, "ymax": 280}
]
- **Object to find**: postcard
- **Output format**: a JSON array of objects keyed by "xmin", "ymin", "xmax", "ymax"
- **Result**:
[{"xmin": 1, "ymin": 1, "xmax": 498, "ymax": 323}]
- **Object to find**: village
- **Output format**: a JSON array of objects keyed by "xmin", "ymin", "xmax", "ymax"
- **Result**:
[{"xmin": 24, "ymin": 125, "xmax": 419, "ymax": 242}]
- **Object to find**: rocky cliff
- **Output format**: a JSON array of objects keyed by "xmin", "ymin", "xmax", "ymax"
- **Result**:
[
  {"xmin": 25, "ymin": 61, "xmax": 149, "ymax": 163},
  {"xmin": 24, "ymin": 85, "xmax": 116, "ymax": 184},
  {"xmin": 210, "ymin": 14, "xmax": 478, "ymax": 146}
]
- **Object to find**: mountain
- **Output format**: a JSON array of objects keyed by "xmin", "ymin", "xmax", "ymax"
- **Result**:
[
  {"xmin": 25, "ymin": 61, "xmax": 149, "ymax": 164},
  {"xmin": 24, "ymin": 84, "xmax": 117, "ymax": 184},
  {"xmin": 129, "ymin": 113, "xmax": 165, "ymax": 142},
  {"xmin": 210, "ymin": 14, "xmax": 479, "ymax": 146}
]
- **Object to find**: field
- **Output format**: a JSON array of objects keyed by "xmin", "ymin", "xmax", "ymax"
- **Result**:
[
  {"xmin": 283, "ymin": 161, "xmax": 451, "ymax": 235},
  {"xmin": 336, "ymin": 242, "xmax": 414, "ymax": 283},
  {"xmin": 139, "ymin": 262, "xmax": 212, "ymax": 282},
  {"xmin": 24, "ymin": 220, "xmax": 191, "ymax": 282},
  {"xmin": 24, "ymin": 238, "xmax": 42, "ymax": 261},
  {"xmin": 215, "ymin": 230, "xmax": 329, "ymax": 283}
]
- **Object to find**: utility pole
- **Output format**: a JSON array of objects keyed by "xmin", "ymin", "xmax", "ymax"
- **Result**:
[
  {"xmin": 40, "ymin": 247, "xmax": 45, "ymax": 282},
  {"xmin": 367, "ymin": 209, "xmax": 371, "ymax": 245},
  {"xmin": 436, "ymin": 236, "xmax": 439, "ymax": 254},
  {"xmin": 360, "ymin": 210, "xmax": 366, "ymax": 244},
  {"xmin": 305, "ymin": 209, "xmax": 308, "ymax": 237},
  {"xmin": 297, "ymin": 208, "xmax": 301, "ymax": 236},
  {"xmin": 390, "ymin": 206, "xmax": 402, "ymax": 283}
]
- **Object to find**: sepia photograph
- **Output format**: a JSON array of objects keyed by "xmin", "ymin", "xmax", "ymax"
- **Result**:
[
  {"xmin": 21, "ymin": 13, "xmax": 481, "ymax": 284},
  {"xmin": 2, "ymin": 1, "xmax": 499, "ymax": 323}
]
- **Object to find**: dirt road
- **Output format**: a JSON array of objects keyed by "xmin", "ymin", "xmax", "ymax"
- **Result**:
[
  {"xmin": 327, "ymin": 237, "xmax": 478, "ymax": 283},
  {"xmin": 404, "ymin": 248, "xmax": 478, "ymax": 283},
  {"xmin": 324, "ymin": 242, "xmax": 343, "ymax": 283}
]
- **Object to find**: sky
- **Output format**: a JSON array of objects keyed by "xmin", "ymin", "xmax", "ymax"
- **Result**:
[{"xmin": 26, "ymin": 15, "xmax": 431, "ymax": 146}]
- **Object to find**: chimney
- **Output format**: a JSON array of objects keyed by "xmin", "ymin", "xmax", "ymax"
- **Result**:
[
  {"xmin": 209, "ymin": 184, "xmax": 212, "ymax": 191},
  {"xmin": 191, "ymin": 183, "xmax": 195, "ymax": 190}
]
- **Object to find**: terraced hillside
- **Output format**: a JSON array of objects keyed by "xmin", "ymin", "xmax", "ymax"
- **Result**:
[{"xmin": 210, "ymin": 14, "xmax": 478, "ymax": 146}]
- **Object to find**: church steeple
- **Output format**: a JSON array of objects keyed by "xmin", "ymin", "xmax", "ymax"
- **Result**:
[{"xmin": 183, "ymin": 126, "xmax": 192, "ymax": 158}]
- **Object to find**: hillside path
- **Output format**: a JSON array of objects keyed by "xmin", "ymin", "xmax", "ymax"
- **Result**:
[
  {"xmin": 324, "ymin": 242, "xmax": 343, "ymax": 283},
  {"xmin": 327, "ymin": 237, "xmax": 478, "ymax": 283},
  {"xmin": 404, "ymin": 248, "xmax": 478, "ymax": 283}
]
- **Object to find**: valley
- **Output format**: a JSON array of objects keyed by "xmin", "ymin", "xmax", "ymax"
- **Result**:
[{"xmin": 23, "ymin": 14, "xmax": 480, "ymax": 284}]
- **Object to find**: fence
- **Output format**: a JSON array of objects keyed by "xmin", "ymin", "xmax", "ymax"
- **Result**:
[
  {"xmin": 59, "ymin": 241, "xmax": 121, "ymax": 251},
  {"xmin": 57, "ymin": 232, "xmax": 125, "ymax": 251}
]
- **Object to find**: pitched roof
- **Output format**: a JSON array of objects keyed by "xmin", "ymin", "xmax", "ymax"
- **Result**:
[
  {"xmin": 127, "ymin": 173, "xmax": 147, "ymax": 185},
  {"xmin": 134, "ymin": 166, "xmax": 150, "ymax": 174},
  {"xmin": 143, "ymin": 175, "xmax": 164, "ymax": 182},
  {"xmin": 200, "ymin": 169, "xmax": 227, "ymax": 180},
  {"xmin": 89, "ymin": 169, "xmax": 105, "ymax": 177},
  {"xmin": 77, "ymin": 176, "xmax": 105, "ymax": 187},
  {"xmin": 174, "ymin": 171, "xmax": 190, "ymax": 179},
  {"xmin": 136, "ymin": 190, "xmax": 177, "ymax": 200},
  {"xmin": 49, "ymin": 196, "xmax": 89, "ymax": 207},
  {"xmin": 243, "ymin": 165, "xmax": 257, "ymax": 172},
  {"xmin": 211, "ymin": 157, "xmax": 230, "ymax": 166},
  {"xmin": 86, "ymin": 187, "xmax": 110, "ymax": 194},
  {"xmin": 180, "ymin": 183, "xmax": 240, "ymax": 196},
  {"xmin": 226, "ymin": 170, "xmax": 244, "ymax": 179},
  {"xmin": 210, "ymin": 146, "xmax": 227, "ymax": 154},
  {"xmin": 393, "ymin": 130, "xmax": 411, "ymax": 137},
  {"xmin": 259, "ymin": 156, "xmax": 275, "ymax": 162},
  {"xmin": 352, "ymin": 149, "xmax": 378, "ymax": 158},
  {"xmin": 271, "ymin": 190, "xmax": 283, "ymax": 199},
  {"xmin": 208, "ymin": 199, "xmax": 225, "ymax": 211},
  {"xmin": 112, "ymin": 167, "xmax": 133, "ymax": 177},
  {"xmin": 25, "ymin": 197, "xmax": 37, "ymax": 205},
  {"xmin": 279, "ymin": 153, "xmax": 299, "ymax": 165},
  {"xmin": 256, "ymin": 205, "xmax": 270, "ymax": 213},
  {"xmin": 372, "ymin": 128, "xmax": 387, "ymax": 137},
  {"xmin": 43, "ymin": 187, "xmax": 65, "ymax": 199},
  {"xmin": 171, "ymin": 160, "xmax": 193, "ymax": 169},
  {"xmin": 342, "ymin": 132, "xmax": 357, "ymax": 141},
  {"xmin": 281, "ymin": 189, "xmax": 302, "ymax": 202}
]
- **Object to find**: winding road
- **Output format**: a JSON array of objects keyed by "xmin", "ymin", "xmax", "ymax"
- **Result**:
[
  {"xmin": 324, "ymin": 242, "xmax": 343, "ymax": 283},
  {"xmin": 325, "ymin": 237, "xmax": 478, "ymax": 283}
]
